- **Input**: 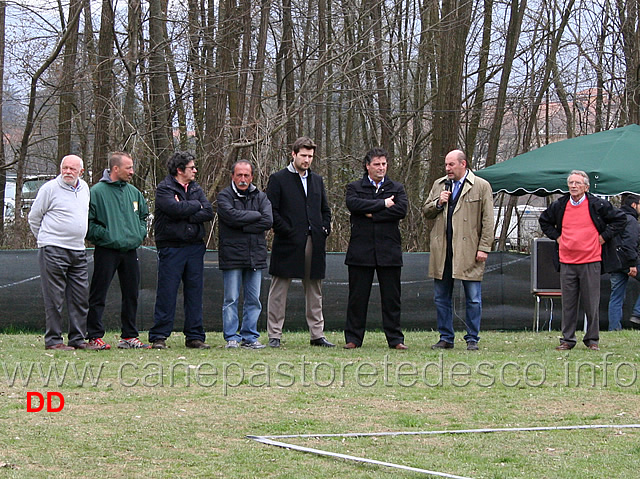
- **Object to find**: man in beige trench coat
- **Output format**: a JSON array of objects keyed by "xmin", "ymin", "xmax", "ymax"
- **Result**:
[{"xmin": 424, "ymin": 149, "xmax": 494, "ymax": 350}]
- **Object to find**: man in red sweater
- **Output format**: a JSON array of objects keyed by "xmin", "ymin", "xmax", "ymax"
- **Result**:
[{"xmin": 539, "ymin": 170, "xmax": 625, "ymax": 351}]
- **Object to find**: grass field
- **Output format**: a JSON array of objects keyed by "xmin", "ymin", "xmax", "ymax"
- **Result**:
[{"xmin": 1, "ymin": 330, "xmax": 639, "ymax": 478}]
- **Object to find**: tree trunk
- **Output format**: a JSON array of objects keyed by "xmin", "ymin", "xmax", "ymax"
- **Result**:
[
  {"xmin": 281, "ymin": 0, "xmax": 296, "ymax": 143},
  {"xmin": 370, "ymin": 0, "xmax": 393, "ymax": 155},
  {"xmin": 123, "ymin": 0, "xmax": 140, "ymax": 152},
  {"xmin": 92, "ymin": 0, "xmax": 115, "ymax": 182},
  {"xmin": 57, "ymin": 0, "xmax": 82, "ymax": 160},
  {"xmin": 617, "ymin": 0, "xmax": 640, "ymax": 125},
  {"xmin": 149, "ymin": 0, "xmax": 173, "ymax": 178},
  {"xmin": 485, "ymin": 0, "xmax": 527, "ymax": 167},
  {"xmin": 246, "ymin": 0, "xmax": 271, "ymax": 142},
  {"xmin": 429, "ymin": 0, "xmax": 473, "ymax": 181},
  {"xmin": 0, "ymin": 1, "xmax": 5, "ymax": 243},
  {"xmin": 13, "ymin": 5, "xmax": 83, "ymax": 245},
  {"xmin": 465, "ymin": 0, "xmax": 493, "ymax": 159}
]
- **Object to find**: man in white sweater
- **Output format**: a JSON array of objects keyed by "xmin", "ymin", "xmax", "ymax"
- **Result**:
[{"xmin": 28, "ymin": 155, "xmax": 97, "ymax": 350}]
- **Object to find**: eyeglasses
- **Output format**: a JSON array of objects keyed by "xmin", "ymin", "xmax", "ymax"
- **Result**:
[{"xmin": 185, "ymin": 165, "xmax": 197, "ymax": 170}]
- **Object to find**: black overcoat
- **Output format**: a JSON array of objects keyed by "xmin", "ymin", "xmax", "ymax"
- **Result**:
[
  {"xmin": 267, "ymin": 166, "xmax": 331, "ymax": 279},
  {"xmin": 345, "ymin": 175, "xmax": 407, "ymax": 267}
]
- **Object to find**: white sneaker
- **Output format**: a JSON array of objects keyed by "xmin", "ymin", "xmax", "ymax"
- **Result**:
[
  {"xmin": 117, "ymin": 337, "xmax": 151, "ymax": 349},
  {"xmin": 241, "ymin": 340, "xmax": 266, "ymax": 350},
  {"xmin": 225, "ymin": 340, "xmax": 239, "ymax": 349}
]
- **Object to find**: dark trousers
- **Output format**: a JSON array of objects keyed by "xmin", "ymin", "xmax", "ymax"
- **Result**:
[
  {"xmin": 559, "ymin": 262, "xmax": 600, "ymax": 346},
  {"xmin": 149, "ymin": 243, "xmax": 206, "ymax": 342},
  {"xmin": 39, "ymin": 246, "xmax": 89, "ymax": 347},
  {"xmin": 344, "ymin": 265, "xmax": 404, "ymax": 347},
  {"xmin": 87, "ymin": 246, "xmax": 140, "ymax": 339}
]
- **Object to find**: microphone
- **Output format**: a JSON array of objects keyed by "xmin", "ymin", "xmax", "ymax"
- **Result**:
[{"xmin": 444, "ymin": 179, "xmax": 453, "ymax": 192}]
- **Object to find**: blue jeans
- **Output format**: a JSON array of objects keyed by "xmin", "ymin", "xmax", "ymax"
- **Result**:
[
  {"xmin": 608, "ymin": 272, "xmax": 628, "ymax": 331},
  {"xmin": 632, "ymin": 291, "xmax": 640, "ymax": 317},
  {"xmin": 434, "ymin": 275, "xmax": 482, "ymax": 343},
  {"xmin": 149, "ymin": 244, "xmax": 206, "ymax": 342},
  {"xmin": 222, "ymin": 268, "xmax": 263, "ymax": 342}
]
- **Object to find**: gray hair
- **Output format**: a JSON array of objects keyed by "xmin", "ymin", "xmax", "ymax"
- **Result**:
[
  {"xmin": 60, "ymin": 155, "xmax": 84, "ymax": 169},
  {"xmin": 567, "ymin": 170, "xmax": 589, "ymax": 187}
]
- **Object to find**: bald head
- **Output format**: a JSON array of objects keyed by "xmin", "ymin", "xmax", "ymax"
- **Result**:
[
  {"xmin": 60, "ymin": 155, "xmax": 84, "ymax": 186},
  {"xmin": 444, "ymin": 149, "xmax": 467, "ymax": 181}
]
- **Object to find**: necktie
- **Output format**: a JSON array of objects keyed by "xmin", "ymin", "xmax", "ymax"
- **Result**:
[{"xmin": 452, "ymin": 180, "xmax": 461, "ymax": 198}]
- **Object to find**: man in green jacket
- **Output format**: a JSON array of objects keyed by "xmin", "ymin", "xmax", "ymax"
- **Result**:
[{"xmin": 86, "ymin": 151, "xmax": 150, "ymax": 349}]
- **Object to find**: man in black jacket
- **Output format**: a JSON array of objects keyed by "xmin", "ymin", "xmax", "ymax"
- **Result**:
[
  {"xmin": 149, "ymin": 151, "xmax": 214, "ymax": 349},
  {"xmin": 218, "ymin": 160, "xmax": 272, "ymax": 349},
  {"xmin": 343, "ymin": 148, "xmax": 408, "ymax": 350},
  {"xmin": 539, "ymin": 170, "xmax": 625, "ymax": 350},
  {"xmin": 266, "ymin": 137, "xmax": 334, "ymax": 348},
  {"xmin": 607, "ymin": 194, "xmax": 640, "ymax": 331}
]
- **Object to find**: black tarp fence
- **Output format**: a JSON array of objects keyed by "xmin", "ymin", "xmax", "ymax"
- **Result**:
[{"xmin": 1, "ymin": 248, "xmax": 637, "ymax": 333}]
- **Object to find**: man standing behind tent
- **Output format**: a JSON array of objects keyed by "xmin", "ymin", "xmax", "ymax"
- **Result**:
[
  {"xmin": 86, "ymin": 151, "xmax": 150, "ymax": 350},
  {"xmin": 607, "ymin": 194, "xmax": 640, "ymax": 331},
  {"xmin": 423, "ymin": 149, "xmax": 494, "ymax": 351},
  {"xmin": 149, "ymin": 151, "xmax": 214, "ymax": 350},
  {"xmin": 266, "ymin": 136, "xmax": 334, "ymax": 348},
  {"xmin": 218, "ymin": 160, "xmax": 272, "ymax": 349},
  {"xmin": 539, "ymin": 170, "xmax": 625, "ymax": 350},
  {"xmin": 28, "ymin": 155, "xmax": 98, "ymax": 350}
]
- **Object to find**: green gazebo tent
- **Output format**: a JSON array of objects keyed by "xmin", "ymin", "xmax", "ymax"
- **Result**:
[{"xmin": 474, "ymin": 124, "xmax": 640, "ymax": 196}]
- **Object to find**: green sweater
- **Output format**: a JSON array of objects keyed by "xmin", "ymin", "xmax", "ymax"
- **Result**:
[{"xmin": 87, "ymin": 171, "xmax": 149, "ymax": 251}]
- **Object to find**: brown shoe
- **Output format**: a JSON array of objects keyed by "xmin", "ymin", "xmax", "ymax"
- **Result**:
[
  {"xmin": 555, "ymin": 342, "xmax": 573, "ymax": 351},
  {"xmin": 72, "ymin": 342, "xmax": 100, "ymax": 350},
  {"xmin": 391, "ymin": 343, "xmax": 408, "ymax": 350},
  {"xmin": 587, "ymin": 343, "xmax": 600, "ymax": 351},
  {"xmin": 343, "ymin": 342, "xmax": 358, "ymax": 349},
  {"xmin": 45, "ymin": 343, "xmax": 75, "ymax": 351},
  {"xmin": 431, "ymin": 340, "xmax": 454, "ymax": 350},
  {"xmin": 186, "ymin": 339, "xmax": 211, "ymax": 349}
]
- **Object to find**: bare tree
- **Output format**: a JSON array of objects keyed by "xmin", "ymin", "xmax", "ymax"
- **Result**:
[
  {"xmin": 148, "ymin": 0, "xmax": 173, "ymax": 176},
  {"xmin": 57, "ymin": 0, "xmax": 82, "ymax": 160},
  {"xmin": 92, "ymin": 0, "xmax": 115, "ymax": 180},
  {"xmin": 0, "ymin": 1, "xmax": 6, "ymax": 242},
  {"xmin": 12, "ymin": 4, "xmax": 83, "ymax": 245}
]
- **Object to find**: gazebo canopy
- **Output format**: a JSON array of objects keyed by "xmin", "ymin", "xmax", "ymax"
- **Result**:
[{"xmin": 475, "ymin": 124, "xmax": 640, "ymax": 196}]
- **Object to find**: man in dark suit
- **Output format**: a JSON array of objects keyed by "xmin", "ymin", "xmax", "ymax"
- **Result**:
[
  {"xmin": 343, "ymin": 148, "xmax": 408, "ymax": 350},
  {"xmin": 266, "ymin": 137, "xmax": 334, "ymax": 348}
]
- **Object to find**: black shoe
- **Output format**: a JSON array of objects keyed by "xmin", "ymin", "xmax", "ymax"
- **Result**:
[
  {"xmin": 466, "ymin": 341, "xmax": 479, "ymax": 351},
  {"xmin": 310, "ymin": 337, "xmax": 335, "ymax": 347},
  {"xmin": 152, "ymin": 339, "xmax": 168, "ymax": 349},
  {"xmin": 431, "ymin": 340, "xmax": 454, "ymax": 350},
  {"xmin": 186, "ymin": 339, "xmax": 210, "ymax": 349},
  {"xmin": 268, "ymin": 338, "xmax": 281, "ymax": 348}
]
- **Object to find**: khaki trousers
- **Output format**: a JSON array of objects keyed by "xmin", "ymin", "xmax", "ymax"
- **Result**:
[{"xmin": 267, "ymin": 236, "xmax": 325, "ymax": 340}]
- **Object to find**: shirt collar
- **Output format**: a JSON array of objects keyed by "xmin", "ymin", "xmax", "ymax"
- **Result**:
[
  {"xmin": 287, "ymin": 162, "xmax": 308, "ymax": 178},
  {"xmin": 456, "ymin": 170, "xmax": 468, "ymax": 187},
  {"xmin": 368, "ymin": 176, "xmax": 384, "ymax": 188},
  {"xmin": 570, "ymin": 194, "xmax": 586, "ymax": 206}
]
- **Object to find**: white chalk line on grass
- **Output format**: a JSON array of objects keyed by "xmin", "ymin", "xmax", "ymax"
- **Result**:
[
  {"xmin": 248, "ymin": 424, "xmax": 640, "ymax": 478},
  {"xmin": 0, "ymin": 255, "xmax": 96, "ymax": 289}
]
